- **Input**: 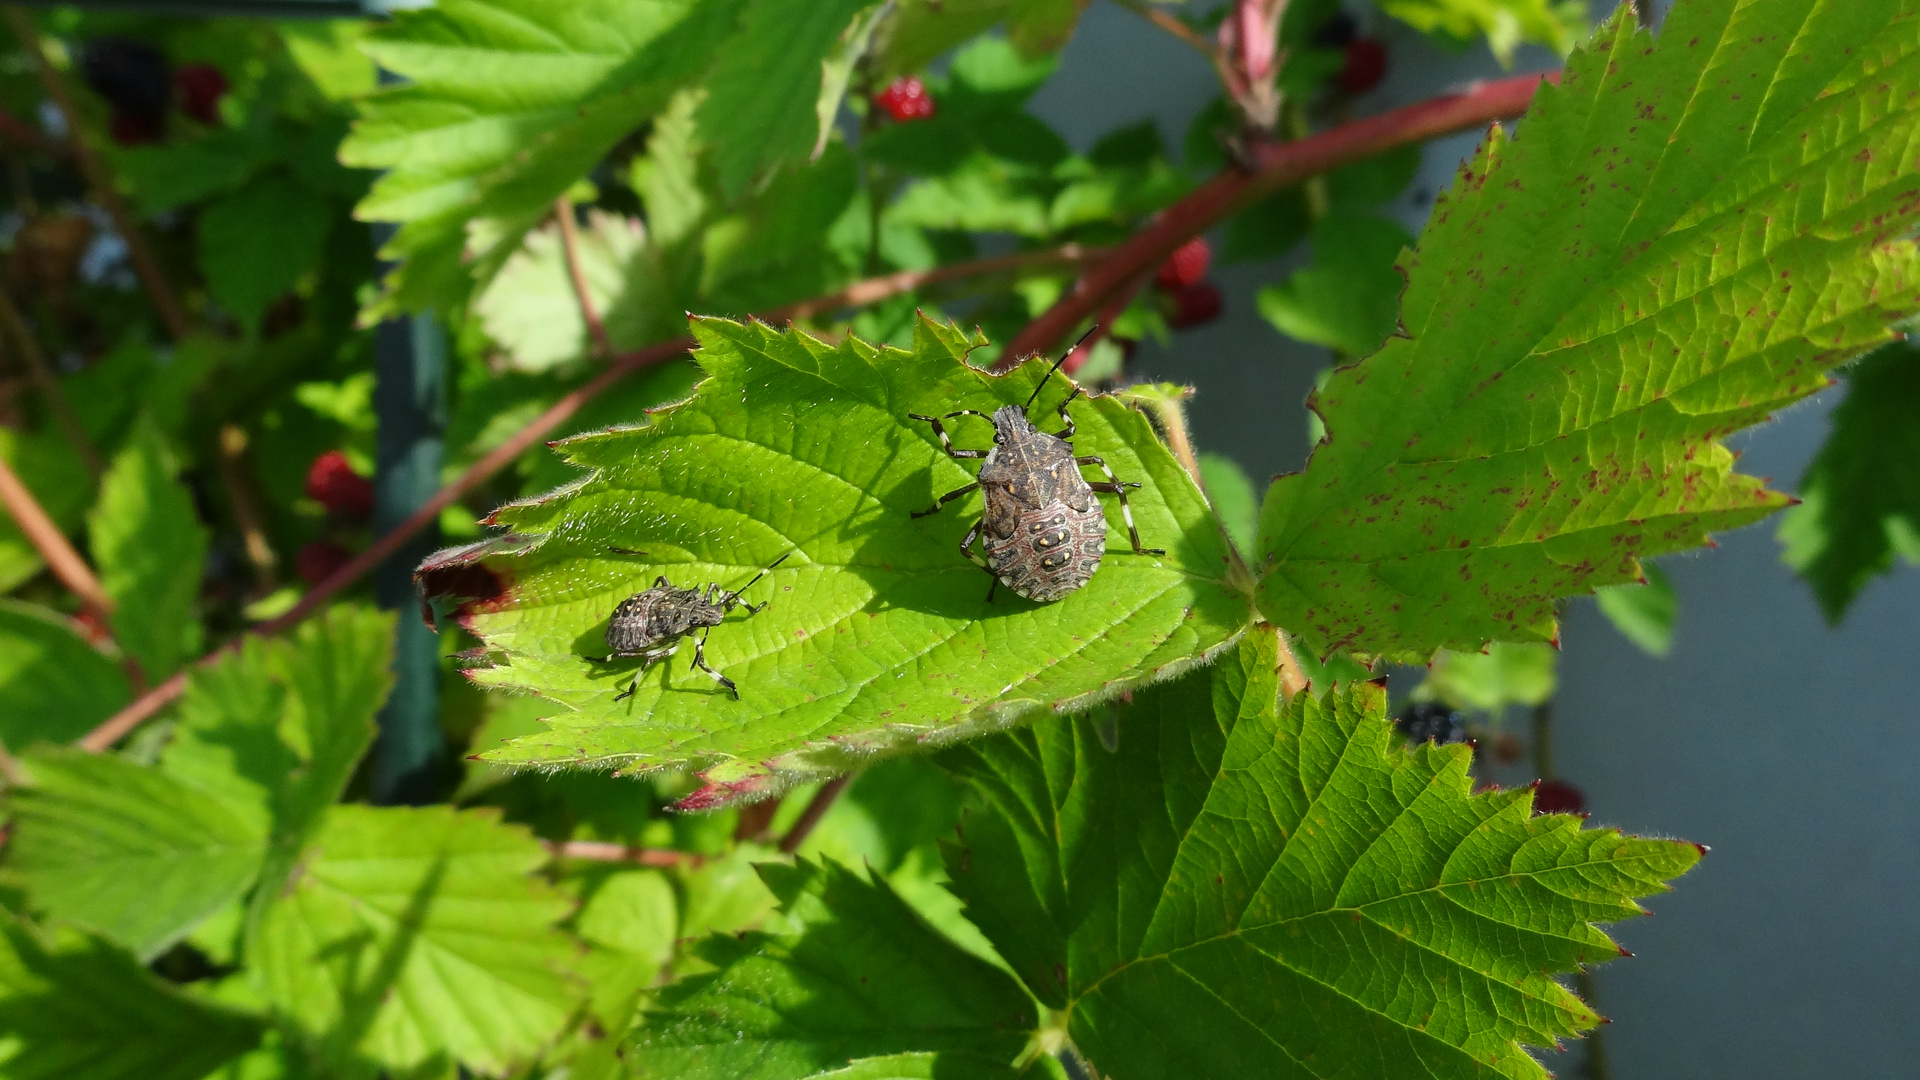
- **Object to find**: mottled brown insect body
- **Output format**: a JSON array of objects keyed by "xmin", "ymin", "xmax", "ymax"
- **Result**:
[
  {"xmin": 977, "ymin": 406, "xmax": 1108, "ymax": 601},
  {"xmin": 601, "ymin": 553, "xmax": 788, "ymax": 700},
  {"xmin": 908, "ymin": 345, "xmax": 1163, "ymax": 602}
]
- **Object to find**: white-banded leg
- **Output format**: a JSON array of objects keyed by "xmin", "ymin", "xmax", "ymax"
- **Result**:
[
  {"xmin": 912, "ymin": 481, "xmax": 980, "ymax": 518},
  {"xmin": 610, "ymin": 643, "xmax": 678, "ymax": 702},
  {"xmin": 1050, "ymin": 386, "xmax": 1083, "ymax": 439},
  {"xmin": 908, "ymin": 411, "xmax": 993, "ymax": 460},
  {"xmin": 689, "ymin": 628, "xmax": 738, "ymax": 698},
  {"xmin": 957, "ymin": 521, "xmax": 1001, "ymax": 602},
  {"xmin": 1080, "ymin": 455, "xmax": 1165, "ymax": 555}
]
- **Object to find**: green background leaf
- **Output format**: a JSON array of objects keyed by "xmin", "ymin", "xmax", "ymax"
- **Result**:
[
  {"xmin": 629, "ymin": 858, "xmax": 1039, "ymax": 1078},
  {"xmin": 0, "ymin": 911, "xmax": 262, "ymax": 1080},
  {"xmin": 88, "ymin": 418, "xmax": 207, "ymax": 679},
  {"xmin": 427, "ymin": 316, "xmax": 1247, "ymax": 795},
  {"xmin": 1594, "ymin": 562, "xmax": 1678, "ymax": 656},
  {"xmin": 0, "ymin": 601, "xmax": 128, "ymax": 750},
  {"xmin": 938, "ymin": 626, "xmax": 1698, "ymax": 1079},
  {"xmin": 1777, "ymin": 340, "xmax": 1920, "ymax": 621},
  {"xmin": 1256, "ymin": 211, "xmax": 1412, "ymax": 357},
  {"xmin": 197, "ymin": 174, "xmax": 331, "ymax": 330},
  {"xmin": 1257, "ymin": 0, "xmax": 1920, "ymax": 661}
]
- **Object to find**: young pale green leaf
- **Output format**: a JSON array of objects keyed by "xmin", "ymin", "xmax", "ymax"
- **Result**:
[
  {"xmin": 1594, "ymin": 561, "xmax": 1678, "ymax": 656},
  {"xmin": 252, "ymin": 804, "xmax": 583, "ymax": 1077},
  {"xmin": 1419, "ymin": 640, "xmax": 1558, "ymax": 713},
  {"xmin": 88, "ymin": 417, "xmax": 207, "ymax": 678},
  {"xmin": 342, "ymin": 0, "xmax": 746, "ymax": 313},
  {"xmin": 1381, "ymin": 0, "xmax": 1587, "ymax": 62},
  {"xmin": 1255, "ymin": 211, "xmax": 1413, "ymax": 357},
  {"xmin": 0, "ymin": 600, "xmax": 128, "ymax": 749},
  {"xmin": 421, "ymin": 316, "xmax": 1246, "ymax": 800},
  {"xmin": 628, "ymin": 858, "xmax": 1040, "ymax": 1079},
  {"xmin": 0, "ymin": 750, "xmax": 265, "ymax": 961},
  {"xmin": 477, "ymin": 210, "xmax": 675, "ymax": 374},
  {"xmin": 695, "ymin": 0, "xmax": 869, "ymax": 198},
  {"xmin": 197, "ymin": 174, "xmax": 332, "ymax": 330},
  {"xmin": 1257, "ymin": 0, "xmax": 1920, "ymax": 662},
  {"xmin": 0, "ymin": 910, "xmax": 262, "ymax": 1080},
  {"xmin": 1777, "ymin": 340, "xmax": 1920, "ymax": 622},
  {"xmin": 938, "ymin": 625, "xmax": 1699, "ymax": 1080}
]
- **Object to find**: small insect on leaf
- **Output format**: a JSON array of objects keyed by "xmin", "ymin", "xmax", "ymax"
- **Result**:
[{"xmin": 601, "ymin": 552, "xmax": 791, "ymax": 700}]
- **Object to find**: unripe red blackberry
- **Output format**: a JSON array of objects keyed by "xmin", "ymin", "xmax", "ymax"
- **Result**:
[
  {"xmin": 1166, "ymin": 281, "xmax": 1223, "ymax": 329},
  {"xmin": 175, "ymin": 63, "xmax": 230, "ymax": 124},
  {"xmin": 1155, "ymin": 237, "xmax": 1212, "ymax": 292},
  {"xmin": 295, "ymin": 540, "xmax": 354, "ymax": 586},
  {"xmin": 305, "ymin": 450, "xmax": 374, "ymax": 520},
  {"xmin": 873, "ymin": 77, "xmax": 936, "ymax": 121},
  {"xmin": 1532, "ymin": 778, "xmax": 1587, "ymax": 815},
  {"xmin": 1339, "ymin": 39, "xmax": 1388, "ymax": 94}
]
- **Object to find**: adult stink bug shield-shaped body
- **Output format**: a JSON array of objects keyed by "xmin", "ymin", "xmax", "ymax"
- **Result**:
[
  {"xmin": 603, "ymin": 552, "xmax": 789, "ymax": 700},
  {"xmin": 909, "ymin": 345, "xmax": 1163, "ymax": 601}
]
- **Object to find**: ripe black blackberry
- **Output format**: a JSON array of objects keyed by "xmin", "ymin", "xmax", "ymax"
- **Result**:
[
  {"xmin": 78, "ymin": 36, "xmax": 171, "ymax": 138},
  {"xmin": 1396, "ymin": 701, "xmax": 1467, "ymax": 745}
]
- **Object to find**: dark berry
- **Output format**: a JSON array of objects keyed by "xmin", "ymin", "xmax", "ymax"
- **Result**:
[
  {"xmin": 174, "ymin": 63, "xmax": 229, "ymax": 124},
  {"xmin": 1396, "ymin": 701, "xmax": 1467, "ymax": 745},
  {"xmin": 79, "ymin": 37, "xmax": 171, "ymax": 127},
  {"xmin": 1155, "ymin": 237, "xmax": 1212, "ymax": 292},
  {"xmin": 1532, "ymin": 778, "xmax": 1587, "ymax": 816},
  {"xmin": 107, "ymin": 110, "xmax": 164, "ymax": 147},
  {"xmin": 295, "ymin": 540, "xmax": 354, "ymax": 586},
  {"xmin": 305, "ymin": 450, "xmax": 374, "ymax": 520},
  {"xmin": 1312, "ymin": 11, "xmax": 1359, "ymax": 49},
  {"xmin": 1339, "ymin": 38, "xmax": 1388, "ymax": 95},
  {"xmin": 873, "ymin": 76, "xmax": 936, "ymax": 122},
  {"xmin": 1166, "ymin": 281, "xmax": 1223, "ymax": 329}
]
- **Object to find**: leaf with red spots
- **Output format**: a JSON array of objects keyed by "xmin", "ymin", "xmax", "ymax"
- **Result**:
[
  {"xmin": 1258, "ymin": 0, "xmax": 1920, "ymax": 662},
  {"xmin": 937, "ymin": 625, "xmax": 1699, "ymax": 1080},
  {"xmin": 424, "ymin": 315, "xmax": 1244, "ymax": 798}
]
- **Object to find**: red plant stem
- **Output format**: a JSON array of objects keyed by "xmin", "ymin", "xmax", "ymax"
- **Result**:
[
  {"xmin": 554, "ymin": 196, "xmax": 615, "ymax": 359},
  {"xmin": 75, "ymin": 78, "xmax": 1551, "ymax": 751},
  {"xmin": 778, "ymin": 774, "xmax": 853, "ymax": 854},
  {"xmin": 5, "ymin": 6, "xmax": 191, "ymax": 344},
  {"xmin": 995, "ymin": 72, "xmax": 1552, "ymax": 367},
  {"xmin": 542, "ymin": 840, "xmax": 705, "ymax": 867},
  {"xmin": 0, "ymin": 453, "xmax": 112, "ymax": 621}
]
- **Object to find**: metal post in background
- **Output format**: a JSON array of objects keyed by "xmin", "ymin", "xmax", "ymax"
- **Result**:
[{"xmin": 370, "ymin": 306, "xmax": 447, "ymax": 804}]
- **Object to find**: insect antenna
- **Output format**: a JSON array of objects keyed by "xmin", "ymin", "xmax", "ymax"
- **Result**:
[
  {"xmin": 1022, "ymin": 324, "xmax": 1100, "ymax": 411},
  {"xmin": 720, "ymin": 551, "xmax": 792, "ymax": 605}
]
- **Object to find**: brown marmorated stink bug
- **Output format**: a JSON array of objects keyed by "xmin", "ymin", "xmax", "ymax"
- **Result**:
[
  {"xmin": 601, "ymin": 552, "xmax": 790, "ymax": 700},
  {"xmin": 909, "ymin": 345, "xmax": 1164, "ymax": 602}
]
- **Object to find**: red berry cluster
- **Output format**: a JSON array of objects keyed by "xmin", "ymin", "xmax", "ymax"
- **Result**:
[
  {"xmin": 175, "ymin": 64, "xmax": 230, "ymax": 125},
  {"xmin": 1154, "ymin": 237, "xmax": 1223, "ymax": 330},
  {"xmin": 873, "ymin": 77, "xmax": 936, "ymax": 122},
  {"xmin": 305, "ymin": 450, "xmax": 374, "ymax": 521},
  {"xmin": 1532, "ymin": 778, "xmax": 1588, "ymax": 816}
]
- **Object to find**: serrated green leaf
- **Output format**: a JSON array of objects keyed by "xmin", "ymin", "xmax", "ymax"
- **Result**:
[
  {"xmin": 252, "ymin": 804, "xmax": 582, "ymax": 1077},
  {"xmin": 1256, "ymin": 211, "xmax": 1412, "ymax": 356},
  {"xmin": 1419, "ymin": 640, "xmax": 1558, "ymax": 713},
  {"xmin": 629, "ymin": 858, "xmax": 1038, "ymax": 1078},
  {"xmin": 422, "ymin": 316, "xmax": 1246, "ymax": 795},
  {"xmin": 1382, "ymin": 0, "xmax": 1587, "ymax": 63},
  {"xmin": 198, "ymin": 174, "xmax": 332, "ymax": 329},
  {"xmin": 0, "ymin": 911, "xmax": 262, "ymax": 1080},
  {"xmin": 1777, "ymin": 340, "xmax": 1920, "ymax": 621},
  {"xmin": 1256, "ymin": 0, "xmax": 1920, "ymax": 662},
  {"xmin": 0, "ymin": 751, "xmax": 264, "ymax": 960},
  {"xmin": 343, "ymin": 0, "xmax": 747, "ymax": 314},
  {"xmin": 1594, "ymin": 561, "xmax": 1678, "ymax": 655},
  {"xmin": 938, "ymin": 626, "xmax": 1699, "ymax": 1079},
  {"xmin": 87, "ymin": 417, "xmax": 207, "ymax": 679},
  {"xmin": 696, "ymin": 0, "xmax": 868, "ymax": 198},
  {"xmin": 795, "ymin": 1053, "xmax": 1048, "ymax": 1080},
  {"xmin": 475, "ymin": 211, "xmax": 662, "ymax": 373},
  {"xmin": 815, "ymin": 4, "xmax": 890, "ymax": 161},
  {"xmin": 875, "ymin": 0, "xmax": 1087, "ymax": 77},
  {"xmin": 0, "ymin": 601, "xmax": 128, "ymax": 750}
]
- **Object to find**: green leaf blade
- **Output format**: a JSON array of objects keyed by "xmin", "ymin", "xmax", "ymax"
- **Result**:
[
  {"xmin": 0, "ymin": 600, "xmax": 129, "ymax": 749},
  {"xmin": 426, "ymin": 316, "xmax": 1248, "ymax": 795},
  {"xmin": 0, "ymin": 913, "xmax": 262, "ymax": 1080},
  {"xmin": 940, "ymin": 627, "xmax": 1699, "ymax": 1080},
  {"xmin": 1255, "ymin": 0, "xmax": 1920, "ymax": 662},
  {"xmin": 88, "ymin": 419, "xmax": 207, "ymax": 678}
]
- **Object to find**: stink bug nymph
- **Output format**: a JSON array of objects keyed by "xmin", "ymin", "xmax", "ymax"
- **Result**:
[
  {"xmin": 601, "ymin": 552, "xmax": 790, "ymax": 700},
  {"xmin": 909, "ymin": 342, "xmax": 1163, "ymax": 602}
]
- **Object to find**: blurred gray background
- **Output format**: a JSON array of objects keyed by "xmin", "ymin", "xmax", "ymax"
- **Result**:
[{"xmin": 1027, "ymin": 2, "xmax": 1920, "ymax": 1076}]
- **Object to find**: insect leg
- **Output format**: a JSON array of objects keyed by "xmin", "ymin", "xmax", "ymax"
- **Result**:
[
  {"xmin": 911, "ymin": 481, "xmax": 981, "ymax": 519},
  {"xmin": 611, "ymin": 644, "xmax": 678, "ymax": 702},
  {"xmin": 689, "ymin": 629, "xmax": 738, "ymax": 699},
  {"xmin": 955, "ymin": 522, "xmax": 1000, "ymax": 602},
  {"xmin": 1079, "ymin": 455, "xmax": 1166, "ymax": 555},
  {"xmin": 1050, "ymin": 386, "xmax": 1083, "ymax": 439},
  {"xmin": 907, "ymin": 412, "xmax": 990, "ymax": 460}
]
